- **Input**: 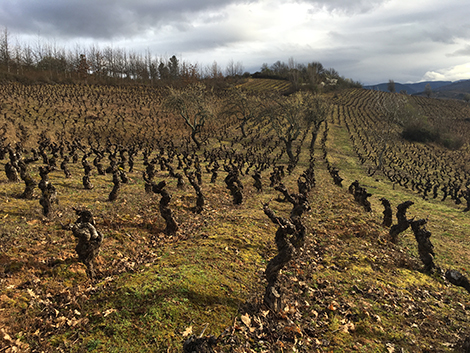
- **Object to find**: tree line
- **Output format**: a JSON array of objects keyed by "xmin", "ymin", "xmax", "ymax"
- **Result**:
[
  {"xmin": 0, "ymin": 28, "xmax": 247, "ymax": 85},
  {"xmin": 253, "ymin": 57, "xmax": 362, "ymax": 92},
  {"xmin": 0, "ymin": 27, "xmax": 362, "ymax": 90}
]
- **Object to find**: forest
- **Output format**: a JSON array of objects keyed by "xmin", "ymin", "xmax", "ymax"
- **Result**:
[{"xmin": 0, "ymin": 67, "xmax": 470, "ymax": 352}]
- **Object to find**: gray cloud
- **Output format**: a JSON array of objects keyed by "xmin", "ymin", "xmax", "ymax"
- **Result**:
[
  {"xmin": 304, "ymin": 0, "xmax": 389, "ymax": 14},
  {"xmin": 0, "ymin": 0, "xmax": 469, "ymax": 84},
  {"xmin": 0, "ymin": 0, "xmax": 251, "ymax": 40},
  {"xmin": 447, "ymin": 44, "xmax": 470, "ymax": 57}
]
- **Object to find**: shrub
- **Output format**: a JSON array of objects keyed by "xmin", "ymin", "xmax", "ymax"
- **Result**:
[
  {"xmin": 401, "ymin": 118, "xmax": 464, "ymax": 150},
  {"xmin": 401, "ymin": 120, "xmax": 439, "ymax": 143},
  {"xmin": 439, "ymin": 133, "xmax": 465, "ymax": 150}
]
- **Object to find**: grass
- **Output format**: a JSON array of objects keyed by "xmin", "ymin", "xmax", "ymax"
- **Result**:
[
  {"xmin": 326, "ymin": 120, "xmax": 470, "ymax": 274},
  {"xmin": 0, "ymin": 150, "xmax": 280, "ymax": 351},
  {"xmin": 0, "ymin": 84, "xmax": 470, "ymax": 352}
]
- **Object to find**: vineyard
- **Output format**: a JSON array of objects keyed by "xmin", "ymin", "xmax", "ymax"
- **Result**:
[
  {"xmin": 1, "ymin": 81, "xmax": 470, "ymax": 352},
  {"xmin": 332, "ymin": 89, "xmax": 470, "ymax": 205},
  {"xmin": 235, "ymin": 78, "xmax": 293, "ymax": 93}
]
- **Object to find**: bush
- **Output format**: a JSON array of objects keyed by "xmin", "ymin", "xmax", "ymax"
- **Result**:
[
  {"xmin": 401, "ymin": 119, "xmax": 464, "ymax": 150},
  {"xmin": 439, "ymin": 133, "xmax": 465, "ymax": 150},
  {"xmin": 401, "ymin": 120, "xmax": 439, "ymax": 143}
]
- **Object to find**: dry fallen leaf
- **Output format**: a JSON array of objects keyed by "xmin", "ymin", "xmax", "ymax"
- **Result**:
[
  {"xmin": 2, "ymin": 328, "xmax": 12, "ymax": 342},
  {"xmin": 284, "ymin": 325, "xmax": 302, "ymax": 336},
  {"xmin": 67, "ymin": 317, "xmax": 82, "ymax": 327},
  {"xmin": 103, "ymin": 308, "xmax": 118, "ymax": 317},
  {"xmin": 240, "ymin": 313, "xmax": 256, "ymax": 332},
  {"xmin": 328, "ymin": 301, "xmax": 339, "ymax": 311},
  {"xmin": 27, "ymin": 288, "xmax": 37, "ymax": 298},
  {"xmin": 261, "ymin": 310, "xmax": 270, "ymax": 318},
  {"xmin": 341, "ymin": 322, "xmax": 355, "ymax": 333},
  {"xmin": 240, "ymin": 313, "xmax": 251, "ymax": 328},
  {"xmin": 182, "ymin": 326, "xmax": 193, "ymax": 337}
]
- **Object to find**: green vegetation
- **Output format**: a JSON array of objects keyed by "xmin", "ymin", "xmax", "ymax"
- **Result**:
[{"xmin": 400, "ymin": 108, "xmax": 465, "ymax": 150}]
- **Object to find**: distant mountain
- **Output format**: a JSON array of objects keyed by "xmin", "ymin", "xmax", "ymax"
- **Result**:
[
  {"xmin": 414, "ymin": 79, "xmax": 470, "ymax": 100},
  {"xmin": 407, "ymin": 81, "xmax": 455, "ymax": 93},
  {"xmin": 363, "ymin": 81, "xmax": 452, "ymax": 94},
  {"xmin": 432, "ymin": 79, "xmax": 470, "ymax": 92}
]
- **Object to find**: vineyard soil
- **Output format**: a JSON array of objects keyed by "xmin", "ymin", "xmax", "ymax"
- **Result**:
[{"xmin": 0, "ymin": 83, "xmax": 470, "ymax": 352}]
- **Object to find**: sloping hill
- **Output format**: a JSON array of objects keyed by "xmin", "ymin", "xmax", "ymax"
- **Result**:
[
  {"xmin": 235, "ymin": 77, "xmax": 293, "ymax": 93},
  {"xmin": 407, "ymin": 81, "xmax": 454, "ymax": 92},
  {"xmin": 364, "ymin": 79, "xmax": 470, "ymax": 100},
  {"xmin": 364, "ymin": 82, "xmax": 417, "ymax": 93},
  {"xmin": 0, "ymin": 84, "xmax": 469, "ymax": 352},
  {"xmin": 364, "ymin": 81, "xmax": 452, "ymax": 94},
  {"xmin": 428, "ymin": 79, "xmax": 470, "ymax": 100},
  {"xmin": 219, "ymin": 88, "xmax": 470, "ymax": 352}
]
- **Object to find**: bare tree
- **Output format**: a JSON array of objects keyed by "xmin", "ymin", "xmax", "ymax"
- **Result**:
[
  {"xmin": 288, "ymin": 57, "xmax": 302, "ymax": 90},
  {"xmin": 204, "ymin": 60, "xmax": 222, "ymax": 79},
  {"xmin": 103, "ymin": 46, "xmax": 117, "ymax": 78},
  {"xmin": 424, "ymin": 83, "xmax": 432, "ymax": 98},
  {"xmin": 225, "ymin": 59, "xmax": 244, "ymax": 77},
  {"xmin": 164, "ymin": 83, "xmax": 214, "ymax": 149},
  {"xmin": 88, "ymin": 45, "xmax": 106, "ymax": 78},
  {"xmin": 147, "ymin": 50, "xmax": 159, "ymax": 82},
  {"xmin": 22, "ymin": 43, "xmax": 35, "ymax": 69},
  {"xmin": 223, "ymin": 89, "xmax": 262, "ymax": 138},
  {"xmin": 0, "ymin": 27, "xmax": 11, "ymax": 72},
  {"xmin": 114, "ymin": 48, "xmax": 126, "ymax": 78},
  {"xmin": 12, "ymin": 39, "xmax": 23, "ymax": 75},
  {"xmin": 180, "ymin": 60, "xmax": 201, "ymax": 84},
  {"xmin": 304, "ymin": 93, "xmax": 329, "ymax": 151},
  {"xmin": 306, "ymin": 61, "xmax": 325, "ymax": 91},
  {"xmin": 387, "ymin": 79, "xmax": 396, "ymax": 93},
  {"xmin": 263, "ymin": 91, "xmax": 318, "ymax": 166},
  {"xmin": 271, "ymin": 60, "xmax": 289, "ymax": 77},
  {"xmin": 376, "ymin": 91, "xmax": 411, "ymax": 127}
]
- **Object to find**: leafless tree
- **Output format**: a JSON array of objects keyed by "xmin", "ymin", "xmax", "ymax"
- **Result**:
[
  {"xmin": 424, "ymin": 83, "xmax": 432, "ymax": 98},
  {"xmin": 306, "ymin": 61, "xmax": 325, "ymax": 91},
  {"xmin": 225, "ymin": 59, "xmax": 244, "ymax": 77},
  {"xmin": 304, "ymin": 93, "xmax": 329, "ymax": 151},
  {"xmin": 164, "ymin": 83, "xmax": 214, "ymax": 149},
  {"xmin": 0, "ymin": 27, "xmax": 11, "ymax": 72},
  {"xmin": 222, "ymin": 89, "xmax": 262, "ymax": 138},
  {"xmin": 263, "ymin": 91, "xmax": 326, "ymax": 167}
]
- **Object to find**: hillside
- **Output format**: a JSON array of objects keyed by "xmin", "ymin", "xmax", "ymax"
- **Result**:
[
  {"xmin": 235, "ymin": 77, "xmax": 293, "ymax": 93},
  {"xmin": 364, "ymin": 79, "xmax": 470, "ymax": 101},
  {"xmin": 0, "ymin": 84, "xmax": 470, "ymax": 352},
  {"xmin": 435, "ymin": 79, "xmax": 470, "ymax": 93},
  {"xmin": 423, "ymin": 79, "xmax": 470, "ymax": 100},
  {"xmin": 363, "ymin": 81, "xmax": 452, "ymax": 94}
]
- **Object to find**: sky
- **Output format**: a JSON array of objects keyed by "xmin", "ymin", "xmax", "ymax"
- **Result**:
[{"xmin": 1, "ymin": 0, "xmax": 470, "ymax": 85}]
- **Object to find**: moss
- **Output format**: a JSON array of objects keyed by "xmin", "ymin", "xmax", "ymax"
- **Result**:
[
  {"xmin": 4, "ymin": 260, "xmax": 24, "ymax": 273},
  {"xmin": 1, "ymin": 85, "xmax": 470, "ymax": 352}
]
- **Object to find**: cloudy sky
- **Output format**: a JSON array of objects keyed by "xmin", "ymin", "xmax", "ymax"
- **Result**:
[{"xmin": 1, "ymin": 0, "xmax": 469, "ymax": 85}]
